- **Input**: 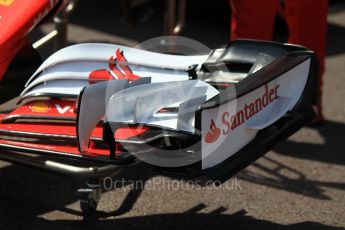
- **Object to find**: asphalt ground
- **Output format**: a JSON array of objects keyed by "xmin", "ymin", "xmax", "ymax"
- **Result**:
[{"xmin": 0, "ymin": 1, "xmax": 344, "ymax": 229}]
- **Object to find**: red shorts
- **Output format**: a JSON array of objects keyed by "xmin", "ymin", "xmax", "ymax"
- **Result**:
[{"xmin": 230, "ymin": 0, "xmax": 328, "ymax": 84}]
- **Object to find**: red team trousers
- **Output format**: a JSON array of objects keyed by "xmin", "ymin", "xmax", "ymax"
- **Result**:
[{"xmin": 230, "ymin": 0, "xmax": 328, "ymax": 89}]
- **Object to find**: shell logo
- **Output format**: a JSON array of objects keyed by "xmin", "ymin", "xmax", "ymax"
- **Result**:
[
  {"xmin": 30, "ymin": 101, "xmax": 51, "ymax": 113},
  {"xmin": 0, "ymin": 0, "xmax": 15, "ymax": 6}
]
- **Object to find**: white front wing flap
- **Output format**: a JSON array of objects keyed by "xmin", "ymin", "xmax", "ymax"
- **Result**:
[
  {"xmin": 105, "ymin": 80, "xmax": 219, "ymax": 131},
  {"xmin": 21, "ymin": 43, "xmax": 209, "ymax": 98},
  {"xmin": 77, "ymin": 78, "xmax": 154, "ymax": 152},
  {"xmin": 200, "ymin": 59, "xmax": 310, "ymax": 169},
  {"xmin": 77, "ymin": 79, "xmax": 219, "ymax": 153}
]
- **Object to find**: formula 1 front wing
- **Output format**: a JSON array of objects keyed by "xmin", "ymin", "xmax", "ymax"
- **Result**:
[{"xmin": 0, "ymin": 40, "xmax": 318, "ymax": 181}]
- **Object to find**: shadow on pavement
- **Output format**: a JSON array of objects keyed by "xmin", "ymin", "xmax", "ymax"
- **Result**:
[
  {"xmin": 326, "ymin": 23, "xmax": 345, "ymax": 56},
  {"xmin": 0, "ymin": 202, "xmax": 343, "ymax": 230},
  {"xmin": 55, "ymin": 209, "xmax": 344, "ymax": 230},
  {"xmin": 239, "ymin": 156, "xmax": 344, "ymax": 200},
  {"xmin": 274, "ymin": 120, "xmax": 345, "ymax": 166},
  {"xmin": 237, "ymin": 120, "xmax": 345, "ymax": 200}
]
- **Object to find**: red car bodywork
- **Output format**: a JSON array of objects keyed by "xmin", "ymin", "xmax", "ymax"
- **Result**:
[{"xmin": 0, "ymin": 0, "xmax": 61, "ymax": 80}]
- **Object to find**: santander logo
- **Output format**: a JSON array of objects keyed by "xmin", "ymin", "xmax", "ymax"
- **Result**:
[
  {"xmin": 88, "ymin": 49, "xmax": 140, "ymax": 84},
  {"xmin": 204, "ymin": 83, "xmax": 280, "ymax": 144},
  {"xmin": 205, "ymin": 119, "xmax": 221, "ymax": 143}
]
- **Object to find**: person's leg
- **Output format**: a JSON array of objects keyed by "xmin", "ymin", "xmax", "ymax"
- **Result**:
[
  {"xmin": 285, "ymin": 0, "xmax": 328, "ymax": 76},
  {"xmin": 230, "ymin": 0, "xmax": 279, "ymax": 41},
  {"xmin": 284, "ymin": 0, "xmax": 328, "ymax": 124}
]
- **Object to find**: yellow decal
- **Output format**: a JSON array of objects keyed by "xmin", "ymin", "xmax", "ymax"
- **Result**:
[
  {"xmin": 0, "ymin": 0, "xmax": 15, "ymax": 6},
  {"xmin": 30, "ymin": 101, "xmax": 51, "ymax": 113}
]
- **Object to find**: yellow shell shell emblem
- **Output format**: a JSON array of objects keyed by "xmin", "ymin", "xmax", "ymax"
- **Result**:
[
  {"xmin": 30, "ymin": 101, "xmax": 51, "ymax": 113},
  {"xmin": 0, "ymin": 0, "xmax": 15, "ymax": 6}
]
